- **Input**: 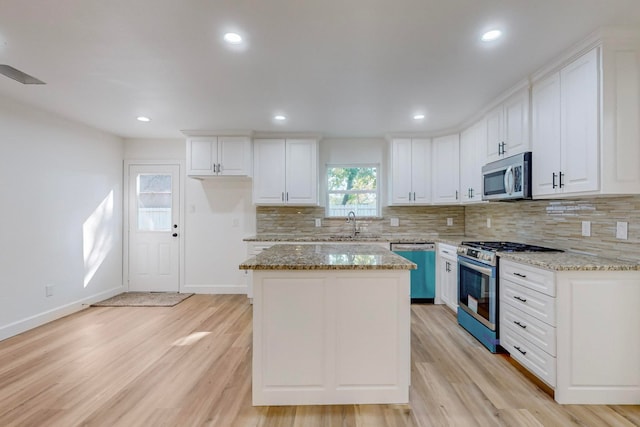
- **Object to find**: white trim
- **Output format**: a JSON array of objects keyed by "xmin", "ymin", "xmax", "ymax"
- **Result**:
[
  {"xmin": 123, "ymin": 160, "xmax": 186, "ymax": 293},
  {"xmin": 182, "ymin": 284, "xmax": 248, "ymax": 294},
  {"xmin": 0, "ymin": 286, "xmax": 124, "ymax": 342}
]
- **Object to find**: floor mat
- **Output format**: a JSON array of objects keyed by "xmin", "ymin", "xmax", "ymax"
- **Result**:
[{"xmin": 91, "ymin": 292, "xmax": 194, "ymax": 307}]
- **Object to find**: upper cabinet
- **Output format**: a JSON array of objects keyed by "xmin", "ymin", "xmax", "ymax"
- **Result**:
[
  {"xmin": 253, "ymin": 138, "xmax": 318, "ymax": 205},
  {"xmin": 459, "ymin": 119, "xmax": 487, "ymax": 204},
  {"xmin": 485, "ymin": 87, "xmax": 530, "ymax": 163},
  {"xmin": 431, "ymin": 134, "xmax": 460, "ymax": 204},
  {"xmin": 389, "ymin": 138, "xmax": 432, "ymax": 205},
  {"xmin": 186, "ymin": 136, "xmax": 252, "ymax": 177},
  {"xmin": 532, "ymin": 36, "xmax": 640, "ymax": 198}
]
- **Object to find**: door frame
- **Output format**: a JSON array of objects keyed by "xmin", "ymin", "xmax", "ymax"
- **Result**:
[{"xmin": 123, "ymin": 160, "xmax": 186, "ymax": 292}]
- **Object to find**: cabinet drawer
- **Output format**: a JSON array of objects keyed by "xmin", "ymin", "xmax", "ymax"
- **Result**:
[
  {"xmin": 501, "ymin": 280, "xmax": 556, "ymax": 326},
  {"xmin": 501, "ymin": 303, "xmax": 556, "ymax": 356},
  {"xmin": 438, "ymin": 244, "xmax": 457, "ymax": 259},
  {"xmin": 501, "ymin": 326, "xmax": 556, "ymax": 388},
  {"xmin": 500, "ymin": 260, "xmax": 555, "ymax": 297}
]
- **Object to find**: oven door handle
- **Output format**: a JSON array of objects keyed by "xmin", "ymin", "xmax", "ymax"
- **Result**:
[{"xmin": 458, "ymin": 258, "xmax": 494, "ymax": 277}]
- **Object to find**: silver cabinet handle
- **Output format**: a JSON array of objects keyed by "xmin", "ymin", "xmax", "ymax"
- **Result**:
[
  {"xmin": 513, "ymin": 272, "xmax": 527, "ymax": 278},
  {"xmin": 281, "ymin": 192, "xmax": 284, "ymax": 202},
  {"xmin": 286, "ymin": 192, "xmax": 289, "ymax": 202},
  {"xmin": 513, "ymin": 345, "xmax": 527, "ymax": 355},
  {"xmin": 513, "ymin": 295, "xmax": 527, "ymax": 303},
  {"xmin": 409, "ymin": 192, "xmax": 412, "ymax": 201},
  {"xmin": 513, "ymin": 320, "xmax": 527, "ymax": 329}
]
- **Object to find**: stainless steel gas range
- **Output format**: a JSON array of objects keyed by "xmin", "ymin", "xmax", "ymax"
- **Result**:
[{"xmin": 456, "ymin": 241, "xmax": 561, "ymax": 353}]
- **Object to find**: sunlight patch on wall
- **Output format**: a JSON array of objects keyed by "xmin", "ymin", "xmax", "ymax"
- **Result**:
[{"xmin": 83, "ymin": 190, "xmax": 115, "ymax": 287}]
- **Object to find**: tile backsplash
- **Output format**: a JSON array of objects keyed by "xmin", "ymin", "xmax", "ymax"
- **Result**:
[
  {"xmin": 256, "ymin": 196, "xmax": 639, "ymax": 262},
  {"xmin": 465, "ymin": 196, "xmax": 640, "ymax": 262},
  {"xmin": 256, "ymin": 205, "xmax": 465, "ymax": 237}
]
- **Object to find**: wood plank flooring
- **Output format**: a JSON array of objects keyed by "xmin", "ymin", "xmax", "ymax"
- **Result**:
[{"xmin": 0, "ymin": 295, "xmax": 638, "ymax": 426}]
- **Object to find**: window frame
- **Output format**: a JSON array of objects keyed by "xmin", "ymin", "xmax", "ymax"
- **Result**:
[{"xmin": 325, "ymin": 163, "xmax": 380, "ymax": 218}]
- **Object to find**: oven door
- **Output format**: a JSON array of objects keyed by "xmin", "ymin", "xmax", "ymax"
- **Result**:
[{"xmin": 457, "ymin": 256, "xmax": 497, "ymax": 330}]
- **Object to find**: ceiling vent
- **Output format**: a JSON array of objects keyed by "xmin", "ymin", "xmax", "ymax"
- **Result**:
[{"xmin": 0, "ymin": 65, "xmax": 45, "ymax": 84}]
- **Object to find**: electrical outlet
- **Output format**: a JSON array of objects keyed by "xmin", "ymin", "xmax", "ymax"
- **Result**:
[
  {"xmin": 447, "ymin": 218, "xmax": 453, "ymax": 226},
  {"xmin": 616, "ymin": 221, "xmax": 628, "ymax": 240},
  {"xmin": 581, "ymin": 221, "xmax": 591, "ymax": 237},
  {"xmin": 315, "ymin": 218, "xmax": 322, "ymax": 227},
  {"xmin": 390, "ymin": 217, "xmax": 399, "ymax": 227},
  {"xmin": 45, "ymin": 284, "xmax": 54, "ymax": 297},
  {"xmin": 486, "ymin": 217, "xmax": 491, "ymax": 228}
]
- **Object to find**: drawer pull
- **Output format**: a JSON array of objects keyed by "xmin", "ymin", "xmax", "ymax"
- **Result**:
[
  {"xmin": 513, "ymin": 296, "xmax": 527, "ymax": 303},
  {"xmin": 513, "ymin": 345, "xmax": 527, "ymax": 355},
  {"xmin": 513, "ymin": 320, "xmax": 527, "ymax": 329},
  {"xmin": 513, "ymin": 272, "xmax": 527, "ymax": 278}
]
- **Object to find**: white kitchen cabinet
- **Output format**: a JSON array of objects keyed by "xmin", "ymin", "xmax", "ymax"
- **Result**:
[
  {"xmin": 500, "ymin": 259, "xmax": 640, "ymax": 404},
  {"xmin": 485, "ymin": 87, "xmax": 530, "ymax": 163},
  {"xmin": 431, "ymin": 134, "xmax": 460, "ymax": 204},
  {"xmin": 435, "ymin": 243, "xmax": 458, "ymax": 312},
  {"xmin": 459, "ymin": 119, "xmax": 486, "ymax": 203},
  {"xmin": 389, "ymin": 138, "xmax": 431, "ymax": 205},
  {"xmin": 186, "ymin": 136, "xmax": 252, "ymax": 177},
  {"xmin": 532, "ymin": 37, "xmax": 640, "ymax": 198},
  {"xmin": 253, "ymin": 138, "xmax": 318, "ymax": 205}
]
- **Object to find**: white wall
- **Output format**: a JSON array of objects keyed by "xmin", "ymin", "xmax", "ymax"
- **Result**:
[
  {"xmin": 124, "ymin": 139, "xmax": 256, "ymax": 294},
  {"xmin": 0, "ymin": 95, "xmax": 124, "ymax": 341}
]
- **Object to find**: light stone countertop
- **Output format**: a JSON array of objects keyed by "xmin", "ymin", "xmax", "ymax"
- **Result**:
[
  {"xmin": 497, "ymin": 251, "xmax": 640, "ymax": 271},
  {"xmin": 239, "ymin": 243, "xmax": 417, "ymax": 270}
]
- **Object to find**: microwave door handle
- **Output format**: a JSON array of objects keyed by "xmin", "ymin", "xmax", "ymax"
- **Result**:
[{"xmin": 504, "ymin": 166, "xmax": 514, "ymax": 194}]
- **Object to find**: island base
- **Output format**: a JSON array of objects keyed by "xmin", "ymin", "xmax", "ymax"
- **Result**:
[{"xmin": 252, "ymin": 269, "xmax": 411, "ymax": 406}]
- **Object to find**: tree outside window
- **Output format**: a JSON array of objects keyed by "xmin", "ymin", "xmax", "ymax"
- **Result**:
[{"xmin": 326, "ymin": 166, "xmax": 378, "ymax": 217}]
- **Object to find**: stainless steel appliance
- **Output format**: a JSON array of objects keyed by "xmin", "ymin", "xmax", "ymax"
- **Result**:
[
  {"xmin": 457, "ymin": 241, "xmax": 561, "ymax": 353},
  {"xmin": 390, "ymin": 243, "xmax": 436, "ymax": 303},
  {"xmin": 482, "ymin": 152, "xmax": 532, "ymax": 201}
]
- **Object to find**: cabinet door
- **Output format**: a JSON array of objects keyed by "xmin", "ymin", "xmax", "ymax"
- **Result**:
[
  {"xmin": 431, "ymin": 134, "xmax": 460, "ymax": 204},
  {"xmin": 187, "ymin": 137, "xmax": 216, "ymax": 176},
  {"xmin": 560, "ymin": 48, "xmax": 599, "ymax": 194},
  {"xmin": 410, "ymin": 138, "xmax": 432, "ymax": 204},
  {"xmin": 218, "ymin": 136, "xmax": 251, "ymax": 176},
  {"xmin": 460, "ymin": 120, "xmax": 485, "ymax": 203},
  {"xmin": 253, "ymin": 139, "xmax": 286, "ymax": 204},
  {"xmin": 503, "ymin": 88, "xmax": 530, "ymax": 157},
  {"xmin": 532, "ymin": 72, "xmax": 562, "ymax": 197},
  {"xmin": 285, "ymin": 139, "xmax": 318, "ymax": 205},
  {"xmin": 485, "ymin": 106, "xmax": 503, "ymax": 162},
  {"xmin": 390, "ymin": 139, "xmax": 413, "ymax": 205}
]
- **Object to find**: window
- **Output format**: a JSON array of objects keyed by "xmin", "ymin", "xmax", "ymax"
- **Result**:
[
  {"xmin": 136, "ymin": 174, "xmax": 172, "ymax": 231},
  {"xmin": 326, "ymin": 165, "xmax": 378, "ymax": 217}
]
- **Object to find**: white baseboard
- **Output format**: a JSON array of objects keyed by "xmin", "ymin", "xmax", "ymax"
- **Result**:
[
  {"xmin": 182, "ymin": 284, "xmax": 248, "ymax": 295},
  {"xmin": 0, "ymin": 286, "xmax": 125, "ymax": 342}
]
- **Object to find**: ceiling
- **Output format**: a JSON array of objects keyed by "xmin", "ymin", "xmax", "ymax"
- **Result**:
[{"xmin": 1, "ymin": 0, "xmax": 640, "ymax": 140}]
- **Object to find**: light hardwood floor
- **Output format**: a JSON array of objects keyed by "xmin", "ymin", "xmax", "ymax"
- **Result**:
[{"xmin": 0, "ymin": 295, "xmax": 638, "ymax": 426}]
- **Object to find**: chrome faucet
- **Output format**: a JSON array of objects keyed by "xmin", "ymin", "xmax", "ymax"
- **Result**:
[{"xmin": 346, "ymin": 211, "xmax": 359, "ymax": 238}]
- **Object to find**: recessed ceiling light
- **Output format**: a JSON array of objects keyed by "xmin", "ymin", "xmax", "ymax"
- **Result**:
[
  {"xmin": 274, "ymin": 115, "xmax": 287, "ymax": 121},
  {"xmin": 224, "ymin": 33, "xmax": 243, "ymax": 44},
  {"xmin": 413, "ymin": 114, "xmax": 425, "ymax": 120},
  {"xmin": 136, "ymin": 116, "xmax": 151, "ymax": 122},
  {"xmin": 481, "ymin": 30, "xmax": 502, "ymax": 42}
]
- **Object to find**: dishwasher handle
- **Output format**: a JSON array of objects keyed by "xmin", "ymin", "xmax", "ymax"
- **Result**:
[{"xmin": 390, "ymin": 243, "xmax": 435, "ymax": 251}]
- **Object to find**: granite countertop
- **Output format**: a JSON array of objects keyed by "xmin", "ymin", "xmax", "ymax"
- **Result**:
[
  {"xmin": 497, "ymin": 251, "xmax": 640, "ymax": 271},
  {"xmin": 243, "ymin": 234, "xmax": 465, "ymax": 244},
  {"xmin": 239, "ymin": 243, "xmax": 418, "ymax": 270}
]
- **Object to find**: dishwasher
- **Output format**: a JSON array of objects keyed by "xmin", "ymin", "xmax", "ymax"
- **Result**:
[{"xmin": 390, "ymin": 242, "xmax": 436, "ymax": 303}]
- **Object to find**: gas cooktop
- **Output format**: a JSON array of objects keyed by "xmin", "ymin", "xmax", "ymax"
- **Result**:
[
  {"xmin": 457, "ymin": 241, "xmax": 562, "ymax": 266},
  {"xmin": 460, "ymin": 241, "xmax": 562, "ymax": 253}
]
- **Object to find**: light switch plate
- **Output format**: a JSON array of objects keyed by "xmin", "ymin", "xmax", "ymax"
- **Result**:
[
  {"xmin": 616, "ymin": 221, "xmax": 628, "ymax": 239},
  {"xmin": 486, "ymin": 217, "xmax": 491, "ymax": 228},
  {"xmin": 390, "ymin": 217, "xmax": 399, "ymax": 227},
  {"xmin": 447, "ymin": 218, "xmax": 453, "ymax": 226},
  {"xmin": 315, "ymin": 218, "xmax": 322, "ymax": 227},
  {"xmin": 581, "ymin": 221, "xmax": 591, "ymax": 237}
]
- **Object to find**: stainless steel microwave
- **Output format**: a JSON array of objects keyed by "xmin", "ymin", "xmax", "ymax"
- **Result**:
[{"xmin": 481, "ymin": 152, "xmax": 532, "ymax": 201}]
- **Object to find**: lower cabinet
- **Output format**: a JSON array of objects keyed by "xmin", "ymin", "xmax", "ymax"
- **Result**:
[
  {"xmin": 500, "ymin": 259, "xmax": 640, "ymax": 404},
  {"xmin": 436, "ymin": 243, "xmax": 458, "ymax": 312}
]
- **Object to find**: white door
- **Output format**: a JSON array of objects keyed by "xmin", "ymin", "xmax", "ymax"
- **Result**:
[
  {"xmin": 411, "ymin": 138, "xmax": 432, "ymax": 204},
  {"xmin": 390, "ymin": 138, "xmax": 413, "ymax": 204},
  {"xmin": 128, "ymin": 164, "xmax": 180, "ymax": 292},
  {"xmin": 253, "ymin": 139, "xmax": 286, "ymax": 204},
  {"xmin": 431, "ymin": 134, "xmax": 460, "ymax": 204},
  {"xmin": 285, "ymin": 139, "xmax": 318, "ymax": 205},
  {"xmin": 532, "ymin": 72, "xmax": 561, "ymax": 197}
]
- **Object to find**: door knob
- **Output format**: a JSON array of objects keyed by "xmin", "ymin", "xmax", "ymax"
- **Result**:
[
  {"xmin": 173, "ymin": 224, "xmax": 178, "ymax": 228},
  {"xmin": 172, "ymin": 233, "xmax": 178, "ymax": 237}
]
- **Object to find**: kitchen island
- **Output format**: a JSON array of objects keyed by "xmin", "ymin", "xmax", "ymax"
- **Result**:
[{"xmin": 239, "ymin": 243, "xmax": 416, "ymax": 406}]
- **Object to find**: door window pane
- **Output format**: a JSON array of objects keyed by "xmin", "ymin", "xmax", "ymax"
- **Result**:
[{"xmin": 137, "ymin": 174, "xmax": 172, "ymax": 231}]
